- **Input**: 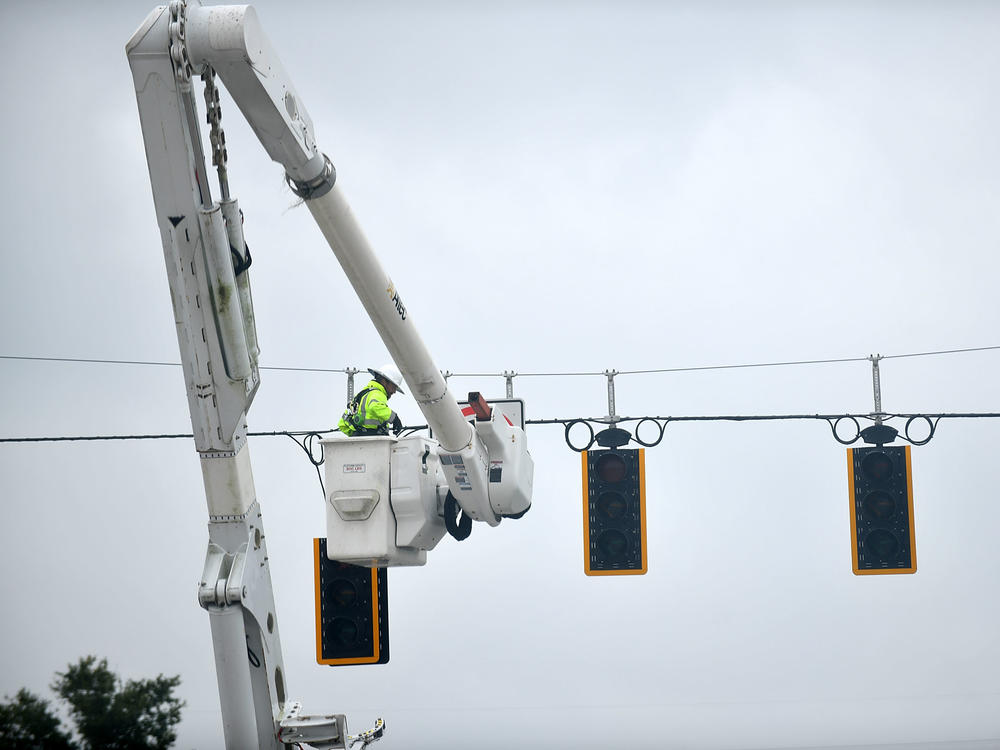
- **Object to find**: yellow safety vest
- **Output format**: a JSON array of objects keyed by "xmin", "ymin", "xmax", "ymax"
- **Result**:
[{"xmin": 338, "ymin": 380, "xmax": 396, "ymax": 436}]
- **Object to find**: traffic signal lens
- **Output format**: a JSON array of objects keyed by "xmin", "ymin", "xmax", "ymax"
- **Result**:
[
  {"xmin": 861, "ymin": 452, "xmax": 893, "ymax": 483},
  {"xmin": 848, "ymin": 446, "xmax": 916, "ymax": 575},
  {"xmin": 862, "ymin": 490, "xmax": 896, "ymax": 520},
  {"xmin": 331, "ymin": 579, "xmax": 357, "ymax": 607},
  {"xmin": 583, "ymin": 448, "xmax": 646, "ymax": 575},
  {"xmin": 865, "ymin": 529, "xmax": 900, "ymax": 561},
  {"xmin": 596, "ymin": 453, "xmax": 627, "ymax": 483},
  {"xmin": 328, "ymin": 617, "xmax": 359, "ymax": 646},
  {"xmin": 315, "ymin": 539, "xmax": 390, "ymax": 666},
  {"xmin": 597, "ymin": 492, "xmax": 627, "ymax": 519},
  {"xmin": 597, "ymin": 529, "xmax": 629, "ymax": 560}
]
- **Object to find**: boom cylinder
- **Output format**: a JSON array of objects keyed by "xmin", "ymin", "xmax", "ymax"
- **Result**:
[{"xmin": 303, "ymin": 183, "xmax": 474, "ymax": 455}]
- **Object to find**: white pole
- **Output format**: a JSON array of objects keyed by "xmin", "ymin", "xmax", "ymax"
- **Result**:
[{"xmin": 209, "ymin": 607, "xmax": 259, "ymax": 749}]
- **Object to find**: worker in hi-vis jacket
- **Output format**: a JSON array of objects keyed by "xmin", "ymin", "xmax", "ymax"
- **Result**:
[{"xmin": 338, "ymin": 364, "xmax": 406, "ymax": 436}]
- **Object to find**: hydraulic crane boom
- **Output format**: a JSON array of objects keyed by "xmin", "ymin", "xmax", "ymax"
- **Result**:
[
  {"xmin": 127, "ymin": 1, "xmax": 533, "ymax": 746},
  {"xmin": 190, "ymin": 4, "xmax": 531, "ymax": 526}
]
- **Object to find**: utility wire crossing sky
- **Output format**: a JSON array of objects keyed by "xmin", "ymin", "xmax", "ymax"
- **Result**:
[
  {"xmin": 3, "ymin": 344, "xmax": 999, "ymax": 375},
  {"xmin": 2, "ymin": 1, "xmax": 999, "ymax": 747}
]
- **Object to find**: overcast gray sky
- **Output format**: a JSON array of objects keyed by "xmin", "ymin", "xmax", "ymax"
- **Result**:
[{"xmin": 1, "ymin": 1, "xmax": 999, "ymax": 748}]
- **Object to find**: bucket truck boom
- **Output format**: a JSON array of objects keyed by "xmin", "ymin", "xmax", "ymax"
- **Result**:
[{"xmin": 127, "ymin": 1, "xmax": 533, "ymax": 746}]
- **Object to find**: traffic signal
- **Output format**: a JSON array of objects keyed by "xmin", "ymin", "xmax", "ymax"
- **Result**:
[
  {"xmin": 314, "ymin": 538, "xmax": 389, "ymax": 665},
  {"xmin": 582, "ymin": 448, "xmax": 647, "ymax": 575},
  {"xmin": 847, "ymin": 445, "xmax": 916, "ymax": 575}
]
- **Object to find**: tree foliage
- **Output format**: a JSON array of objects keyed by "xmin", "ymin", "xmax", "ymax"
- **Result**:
[
  {"xmin": 0, "ymin": 656, "xmax": 183, "ymax": 750},
  {"xmin": 0, "ymin": 687, "xmax": 74, "ymax": 750}
]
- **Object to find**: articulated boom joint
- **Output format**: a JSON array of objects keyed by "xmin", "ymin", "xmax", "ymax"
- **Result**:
[
  {"xmin": 287, "ymin": 154, "xmax": 337, "ymax": 200},
  {"xmin": 198, "ymin": 543, "xmax": 248, "ymax": 609}
]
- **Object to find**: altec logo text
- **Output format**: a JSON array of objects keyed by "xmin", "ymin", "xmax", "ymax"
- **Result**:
[{"xmin": 385, "ymin": 281, "xmax": 407, "ymax": 321}]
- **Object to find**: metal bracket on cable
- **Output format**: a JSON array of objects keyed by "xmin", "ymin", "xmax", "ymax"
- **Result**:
[
  {"xmin": 861, "ymin": 354, "xmax": 898, "ymax": 446},
  {"xmin": 503, "ymin": 370, "xmax": 516, "ymax": 399},
  {"xmin": 605, "ymin": 369, "xmax": 618, "ymax": 427},
  {"xmin": 595, "ymin": 370, "xmax": 638, "ymax": 448},
  {"xmin": 345, "ymin": 366, "xmax": 359, "ymax": 401},
  {"xmin": 870, "ymin": 354, "xmax": 884, "ymax": 425}
]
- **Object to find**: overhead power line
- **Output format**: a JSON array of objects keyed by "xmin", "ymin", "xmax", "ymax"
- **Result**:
[
  {"xmin": 2, "ymin": 345, "xmax": 998, "ymax": 378},
  {"xmin": 2, "ymin": 347, "xmax": 997, "ymax": 447},
  {"xmin": 3, "ymin": 411, "xmax": 999, "ymax": 445},
  {"xmin": 0, "ymin": 429, "xmax": 331, "ymax": 444},
  {"xmin": 448, "ymin": 345, "xmax": 1000, "ymax": 378},
  {"xmin": 881, "ymin": 345, "xmax": 1000, "ymax": 360},
  {"xmin": 0, "ymin": 355, "xmax": 350, "ymax": 374},
  {"xmin": 0, "ymin": 355, "xmax": 181, "ymax": 368},
  {"xmin": 505, "ymin": 355, "xmax": 867, "ymax": 378}
]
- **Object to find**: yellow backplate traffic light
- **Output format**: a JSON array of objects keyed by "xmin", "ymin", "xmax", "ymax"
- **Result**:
[
  {"xmin": 847, "ymin": 445, "xmax": 917, "ymax": 575},
  {"xmin": 582, "ymin": 448, "xmax": 647, "ymax": 576},
  {"xmin": 314, "ymin": 538, "xmax": 389, "ymax": 665}
]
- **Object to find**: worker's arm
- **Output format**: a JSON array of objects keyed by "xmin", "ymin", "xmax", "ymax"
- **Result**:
[
  {"xmin": 366, "ymin": 394, "xmax": 403, "ymax": 434},
  {"xmin": 365, "ymin": 394, "xmax": 395, "ymax": 427}
]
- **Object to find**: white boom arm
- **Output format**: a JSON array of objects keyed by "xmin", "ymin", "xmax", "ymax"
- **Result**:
[
  {"xmin": 182, "ymin": 2, "xmax": 532, "ymax": 525},
  {"xmin": 128, "ymin": 0, "xmax": 532, "ymax": 746}
]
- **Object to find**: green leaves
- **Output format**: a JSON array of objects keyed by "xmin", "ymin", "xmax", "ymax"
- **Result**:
[
  {"xmin": 0, "ymin": 688, "xmax": 74, "ymax": 750},
  {"xmin": 1, "ymin": 656, "xmax": 183, "ymax": 750}
]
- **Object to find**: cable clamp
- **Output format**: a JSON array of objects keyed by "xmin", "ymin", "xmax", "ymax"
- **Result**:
[{"xmin": 286, "ymin": 154, "xmax": 336, "ymax": 199}]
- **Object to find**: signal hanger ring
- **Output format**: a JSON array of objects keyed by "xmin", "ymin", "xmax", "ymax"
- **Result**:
[
  {"xmin": 829, "ymin": 416, "xmax": 861, "ymax": 445},
  {"xmin": 564, "ymin": 419, "xmax": 595, "ymax": 452},
  {"xmin": 633, "ymin": 417, "xmax": 666, "ymax": 447},
  {"xmin": 904, "ymin": 415, "xmax": 938, "ymax": 446}
]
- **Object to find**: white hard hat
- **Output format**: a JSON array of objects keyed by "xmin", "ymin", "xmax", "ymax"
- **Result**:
[{"xmin": 368, "ymin": 363, "xmax": 405, "ymax": 394}]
